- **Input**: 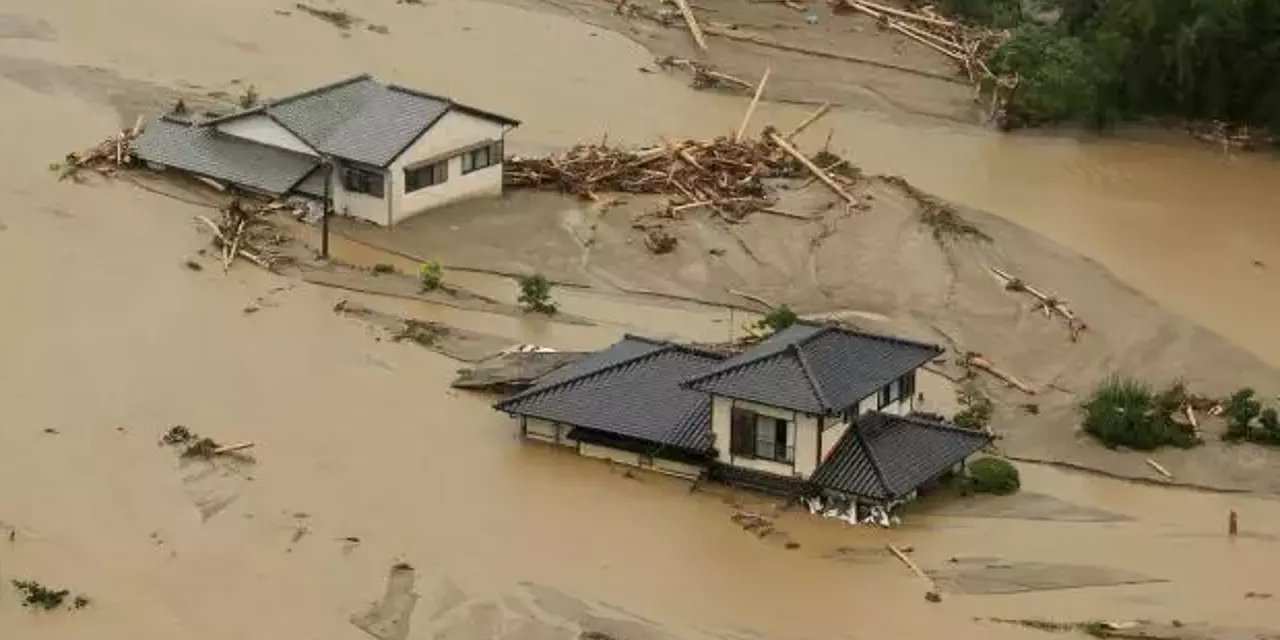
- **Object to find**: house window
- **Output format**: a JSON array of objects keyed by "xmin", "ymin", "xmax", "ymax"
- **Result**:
[
  {"xmin": 342, "ymin": 166, "xmax": 384, "ymax": 199},
  {"xmin": 404, "ymin": 160, "xmax": 448, "ymax": 193},
  {"xmin": 461, "ymin": 141, "xmax": 502, "ymax": 174},
  {"xmin": 728, "ymin": 406, "xmax": 793, "ymax": 463},
  {"xmin": 877, "ymin": 371, "xmax": 917, "ymax": 409}
]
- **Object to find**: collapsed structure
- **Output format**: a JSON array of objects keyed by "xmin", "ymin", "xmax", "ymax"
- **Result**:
[
  {"xmin": 495, "ymin": 322, "xmax": 990, "ymax": 512},
  {"xmin": 133, "ymin": 74, "xmax": 519, "ymax": 226}
]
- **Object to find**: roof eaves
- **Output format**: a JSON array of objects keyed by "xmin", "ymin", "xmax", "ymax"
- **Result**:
[
  {"xmin": 790, "ymin": 343, "xmax": 832, "ymax": 412},
  {"xmin": 495, "ymin": 343, "xmax": 676, "ymax": 410},
  {"xmin": 386, "ymin": 84, "xmax": 522, "ymax": 127},
  {"xmin": 897, "ymin": 413, "xmax": 995, "ymax": 442}
]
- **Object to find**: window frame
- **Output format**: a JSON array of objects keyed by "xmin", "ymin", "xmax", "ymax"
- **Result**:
[
  {"xmin": 729, "ymin": 405, "xmax": 793, "ymax": 463},
  {"xmin": 461, "ymin": 140, "xmax": 503, "ymax": 175},
  {"xmin": 342, "ymin": 166, "xmax": 385, "ymax": 199},
  {"xmin": 404, "ymin": 159, "xmax": 448, "ymax": 193}
]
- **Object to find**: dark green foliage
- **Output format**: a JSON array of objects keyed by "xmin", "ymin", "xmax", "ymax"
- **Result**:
[
  {"xmin": 990, "ymin": 25, "xmax": 1105, "ymax": 126},
  {"xmin": 11, "ymin": 580, "xmax": 86, "ymax": 611},
  {"xmin": 983, "ymin": 0, "xmax": 1280, "ymax": 136},
  {"xmin": 1080, "ymin": 377, "xmax": 1199, "ymax": 450},
  {"xmin": 968, "ymin": 457, "xmax": 1021, "ymax": 494},
  {"xmin": 954, "ymin": 382, "xmax": 995, "ymax": 431},
  {"xmin": 945, "ymin": 0, "xmax": 1024, "ymax": 28},
  {"xmin": 371, "ymin": 263, "xmax": 397, "ymax": 275},
  {"xmin": 518, "ymin": 274, "xmax": 557, "ymax": 314},
  {"xmin": 756, "ymin": 305, "xmax": 798, "ymax": 334},
  {"xmin": 1223, "ymin": 388, "xmax": 1280, "ymax": 445}
]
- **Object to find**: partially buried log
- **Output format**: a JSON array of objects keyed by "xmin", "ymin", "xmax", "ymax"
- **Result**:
[
  {"xmin": 963, "ymin": 352, "xmax": 1036, "ymax": 395},
  {"xmin": 672, "ymin": 0, "xmax": 708, "ymax": 51}
]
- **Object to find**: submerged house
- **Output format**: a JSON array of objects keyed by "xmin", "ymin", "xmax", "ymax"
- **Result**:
[
  {"xmin": 134, "ymin": 74, "xmax": 519, "ymax": 226},
  {"xmin": 495, "ymin": 322, "xmax": 991, "ymax": 511}
]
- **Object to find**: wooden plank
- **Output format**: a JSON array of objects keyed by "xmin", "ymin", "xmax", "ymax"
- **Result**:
[
  {"xmin": 673, "ymin": 0, "xmax": 709, "ymax": 51},
  {"xmin": 735, "ymin": 67, "xmax": 771, "ymax": 143},
  {"xmin": 766, "ymin": 131, "xmax": 856, "ymax": 204}
]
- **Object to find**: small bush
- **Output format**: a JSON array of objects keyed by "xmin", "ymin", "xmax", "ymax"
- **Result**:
[
  {"xmin": 11, "ymin": 580, "xmax": 86, "ymax": 611},
  {"xmin": 418, "ymin": 261, "xmax": 443, "ymax": 291},
  {"xmin": 755, "ymin": 305, "xmax": 798, "ymax": 334},
  {"xmin": 954, "ymin": 382, "xmax": 994, "ymax": 431},
  {"xmin": 371, "ymin": 263, "xmax": 397, "ymax": 275},
  {"xmin": 1081, "ymin": 377, "xmax": 1198, "ymax": 450},
  {"xmin": 518, "ymin": 274, "xmax": 557, "ymax": 314},
  {"xmin": 968, "ymin": 457, "xmax": 1020, "ymax": 495},
  {"xmin": 1223, "ymin": 388, "xmax": 1280, "ymax": 445}
]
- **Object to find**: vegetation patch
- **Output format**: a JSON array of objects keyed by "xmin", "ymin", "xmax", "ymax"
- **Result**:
[
  {"xmin": 1081, "ymin": 377, "xmax": 1200, "ymax": 450},
  {"xmin": 418, "ymin": 260, "xmax": 443, "ymax": 291},
  {"xmin": 967, "ymin": 457, "xmax": 1020, "ymax": 494},
  {"xmin": 962, "ymin": 0, "xmax": 1280, "ymax": 140},
  {"xmin": 161, "ymin": 425, "xmax": 226, "ymax": 459},
  {"xmin": 518, "ymin": 274, "xmax": 557, "ymax": 314},
  {"xmin": 755, "ymin": 305, "xmax": 798, "ymax": 335},
  {"xmin": 11, "ymin": 580, "xmax": 89, "ymax": 611},
  {"xmin": 954, "ymin": 381, "xmax": 995, "ymax": 432},
  {"xmin": 1223, "ymin": 388, "xmax": 1280, "ymax": 445}
]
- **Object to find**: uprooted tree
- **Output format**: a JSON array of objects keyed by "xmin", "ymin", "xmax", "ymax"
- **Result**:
[{"xmin": 518, "ymin": 273, "xmax": 557, "ymax": 314}]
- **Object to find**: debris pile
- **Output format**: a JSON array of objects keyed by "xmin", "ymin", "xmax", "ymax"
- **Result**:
[
  {"xmin": 505, "ymin": 127, "xmax": 857, "ymax": 222},
  {"xmin": 837, "ymin": 0, "xmax": 1010, "ymax": 83},
  {"xmin": 195, "ymin": 199, "xmax": 293, "ymax": 271},
  {"xmin": 51, "ymin": 116, "xmax": 144, "ymax": 181},
  {"xmin": 161, "ymin": 425, "xmax": 253, "ymax": 460},
  {"xmin": 988, "ymin": 267, "xmax": 1088, "ymax": 341},
  {"xmin": 656, "ymin": 56, "xmax": 755, "ymax": 93}
]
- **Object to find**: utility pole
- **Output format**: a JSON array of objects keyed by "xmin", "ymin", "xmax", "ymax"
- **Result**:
[{"xmin": 321, "ymin": 156, "xmax": 333, "ymax": 259}]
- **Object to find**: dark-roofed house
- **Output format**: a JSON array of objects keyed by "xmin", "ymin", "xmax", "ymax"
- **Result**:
[
  {"xmin": 134, "ymin": 74, "xmax": 519, "ymax": 226},
  {"xmin": 495, "ymin": 322, "xmax": 992, "ymax": 512}
]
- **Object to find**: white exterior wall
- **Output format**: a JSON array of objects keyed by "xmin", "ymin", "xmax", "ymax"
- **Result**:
[
  {"xmin": 215, "ymin": 115, "xmax": 316, "ymax": 156},
  {"xmin": 523, "ymin": 417, "xmax": 575, "ymax": 448},
  {"xmin": 389, "ymin": 111, "xmax": 507, "ymax": 224},
  {"xmin": 820, "ymin": 419, "xmax": 850, "ymax": 462},
  {"xmin": 710, "ymin": 396, "xmax": 822, "ymax": 479}
]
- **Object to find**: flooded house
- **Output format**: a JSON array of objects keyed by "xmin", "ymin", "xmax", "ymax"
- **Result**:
[
  {"xmin": 495, "ymin": 322, "xmax": 991, "ymax": 513},
  {"xmin": 134, "ymin": 74, "xmax": 519, "ymax": 226}
]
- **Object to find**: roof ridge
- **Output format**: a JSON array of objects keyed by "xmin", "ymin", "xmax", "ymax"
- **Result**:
[
  {"xmin": 852, "ymin": 425, "xmax": 894, "ymax": 499},
  {"xmin": 825, "ymin": 323, "xmax": 944, "ymax": 354},
  {"xmin": 496, "ymin": 342, "xmax": 675, "ymax": 408},
  {"xmin": 790, "ymin": 343, "xmax": 832, "ymax": 411},
  {"xmin": 895, "ymin": 412, "xmax": 993, "ymax": 439},
  {"xmin": 267, "ymin": 73, "xmax": 374, "ymax": 108},
  {"xmin": 682, "ymin": 325, "xmax": 823, "ymax": 387}
]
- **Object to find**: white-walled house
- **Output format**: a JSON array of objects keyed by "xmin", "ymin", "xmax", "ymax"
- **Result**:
[
  {"xmin": 495, "ymin": 323, "xmax": 991, "ymax": 511},
  {"xmin": 134, "ymin": 75, "xmax": 519, "ymax": 226}
]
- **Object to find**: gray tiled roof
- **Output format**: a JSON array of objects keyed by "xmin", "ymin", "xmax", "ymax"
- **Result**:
[
  {"xmin": 686, "ymin": 322, "xmax": 944, "ymax": 414},
  {"xmin": 811, "ymin": 413, "xmax": 991, "ymax": 501},
  {"xmin": 134, "ymin": 117, "xmax": 319, "ymax": 194},
  {"xmin": 210, "ymin": 75, "xmax": 518, "ymax": 167},
  {"xmin": 496, "ymin": 337, "xmax": 724, "ymax": 452},
  {"xmin": 292, "ymin": 165, "xmax": 329, "ymax": 198}
]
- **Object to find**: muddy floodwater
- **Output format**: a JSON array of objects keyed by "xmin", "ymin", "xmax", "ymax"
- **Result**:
[{"xmin": 2, "ymin": 0, "xmax": 1280, "ymax": 638}]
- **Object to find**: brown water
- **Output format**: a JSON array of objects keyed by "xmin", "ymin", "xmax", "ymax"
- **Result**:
[{"xmin": 2, "ymin": 0, "xmax": 1280, "ymax": 638}]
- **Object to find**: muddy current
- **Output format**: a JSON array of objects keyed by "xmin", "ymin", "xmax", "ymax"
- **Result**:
[{"xmin": 1, "ymin": 1, "xmax": 1279, "ymax": 639}]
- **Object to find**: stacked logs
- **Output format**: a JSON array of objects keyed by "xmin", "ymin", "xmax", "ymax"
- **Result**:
[{"xmin": 52, "ymin": 116, "xmax": 145, "ymax": 181}]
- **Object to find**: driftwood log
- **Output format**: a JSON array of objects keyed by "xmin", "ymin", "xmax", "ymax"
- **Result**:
[{"xmin": 964, "ymin": 352, "xmax": 1036, "ymax": 395}]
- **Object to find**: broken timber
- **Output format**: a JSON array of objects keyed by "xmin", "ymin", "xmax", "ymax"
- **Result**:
[
  {"xmin": 734, "ymin": 68, "xmax": 771, "ymax": 143},
  {"xmin": 767, "ymin": 131, "xmax": 856, "ymax": 205},
  {"xmin": 990, "ymin": 267, "xmax": 1088, "ymax": 341},
  {"xmin": 672, "ymin": 0, "xmax": 708, "ymax": 51},
  {"xmin": 964, "ymin": 352, "xmax": 1035, "ymax": 395}
]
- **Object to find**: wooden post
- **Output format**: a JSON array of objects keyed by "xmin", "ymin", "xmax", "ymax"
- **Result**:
[{"xmin": 735, "ymin": 68, "xmax": 771, "ymax": 143}]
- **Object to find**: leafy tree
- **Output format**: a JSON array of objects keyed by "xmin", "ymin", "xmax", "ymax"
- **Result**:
[
  {"xmin": 954, "ymin": 381, "xmax": 995, "ymax": 431},
  {"xmin": 518, "ymin": 274, "xmax": 557, "ymax": 314}
]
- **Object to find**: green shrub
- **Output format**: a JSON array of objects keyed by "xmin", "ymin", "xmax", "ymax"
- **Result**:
[
  {"xmin": 990, "ymin": 25, "xmax": 1106, "ymax": 127},
  {"xmin": 944, "ymin": 0, "xmax": 1023, "ymax": 27},
  {"xmin": 1223, "ymin": 388, "xmax": 1280, "ymax": 445},
  {"xmin": 1081, "ymin": 377, "xmax": 1198, "ymax": 450},
  {"xmin": 518, "ymin": 273, "xmax": 557, "ymax": 314},
  {"xmin": 968, "ymin": 457, "xmax": 1020, "ymax": 495},
  {"xmin": 954, "ymin": 382, "xmax": 995, "ymax": 431},
  {"xmin": 1262, "ymin": 408, "xmax": 1279, "ymax": 432},
  {"xmin": 755, "ymin": 305, "xmax": 798, "ymax": 334},
  {"xmin": 418, "ymin": 260, "xmax": 443, "ymax": 291}
]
